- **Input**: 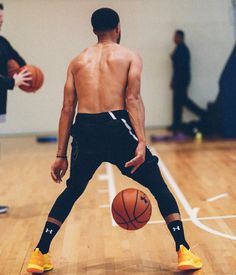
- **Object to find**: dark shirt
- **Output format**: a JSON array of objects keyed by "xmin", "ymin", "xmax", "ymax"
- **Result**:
[
  {"xmin": 171, "ymin": 42, "xmax": 191, "ymax": 86},
  {"xmin": 0, "ymin": 35, "xmax": 26, "ymax": 115}
]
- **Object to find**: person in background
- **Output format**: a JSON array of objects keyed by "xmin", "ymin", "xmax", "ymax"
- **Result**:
[
  {"xmin": 168, "ymin": 30, "xmax": 205, "ymax": 133},
  {"xmin": 0, "ymin": 2, "xmax": 31, "ymax": 214}
]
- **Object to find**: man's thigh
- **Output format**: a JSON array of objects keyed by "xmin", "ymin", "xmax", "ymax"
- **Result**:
[
  {"xmin": 66, "ymin": 137, "xmax": 101, "ymax": 190},
  {"xmin": 114, "ymin": 147, "xmax": 167, "ymax": 193}
]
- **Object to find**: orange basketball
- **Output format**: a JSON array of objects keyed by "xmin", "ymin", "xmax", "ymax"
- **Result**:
[
  {"xmin": 112, "ymin": 188, "xmax": 152, "ymax": 230},
  {"xmin": 18, "ymin": 65, "xmax": 44, "ymax": 93},
  {"xmin": 7, "ymin": 59, "xmax": 21, "ymax": 77}
]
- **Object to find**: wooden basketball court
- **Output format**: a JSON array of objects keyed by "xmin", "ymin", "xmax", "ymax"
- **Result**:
[{"xmin": 0, "ymin": 131, "xmax": 235, "ymax": 274}]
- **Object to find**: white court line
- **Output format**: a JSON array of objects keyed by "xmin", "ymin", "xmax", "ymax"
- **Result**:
[
  {"xmin": 148, "ymin": 214, "xmax": 236, "ymax": 225},
  {"xmin": 111, "ymin": 214, "xmax": 236, "ymax": 226},
  {"xmin": 99, "ymin": 204, "xmax": 110, "ymax": 208},
  {"xmin": 207, "ymin": 193, "xmax": 228, "ymax": 202},
  {"xmin": 98, "ymin": 163, "xmax": 117, "ymax": 226},
  {"xmin": 99, "ymin": 153, "xmax": 236, "ymax": 240},
  {"xmin": 98, "ymin": 174, "xmax": 109, "ymax": 181},
  {"xmin": 150, "ymin": 147, "xmax": 236, "ymax": 241}
]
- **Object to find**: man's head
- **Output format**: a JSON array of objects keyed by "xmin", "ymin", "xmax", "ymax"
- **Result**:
[
  {"xmin": 174, "ymin": 30, "xmax": 185, "ymax": 45},
  {"xmin": 91, "ymin": 8, "xmax": 121, "ymax": 44},
  {"xmin": 0, "ymin": 3, "xmax": 4, "ymax": 31}
]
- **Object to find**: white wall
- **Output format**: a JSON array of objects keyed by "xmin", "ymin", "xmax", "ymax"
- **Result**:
[{"xmin": 0, "ymin": 0, "xmax": 235, "ymax": 135}]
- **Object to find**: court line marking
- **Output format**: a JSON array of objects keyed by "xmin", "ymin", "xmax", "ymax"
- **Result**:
[
  {"xmin": 98, "ymin": 163, "xmax": 117, "ymax": 226},
  {"xmin": 111, "ymin": 214, "xmax": 236, "ymax": 226},
  {"xmin": 207, "ymin": 193, "xmax": 228, "ymax": 202},
  {"xmin": 99, "ymin": 204, "xmax": 110, "ymax": 208},
  {"xmin": 98, "ymin": 174, "xmax": 109, "ymax": 181},
  {"xmin": 150, "ymin": 147, "xmax": 236, "ymax": 241},
  {"xmin": 99, "ymin": 154, "xmax": 236, "ymax": 240},
  {"xmin": 148, "ymin": 214, "xmax": 236, "ymax": 224}
]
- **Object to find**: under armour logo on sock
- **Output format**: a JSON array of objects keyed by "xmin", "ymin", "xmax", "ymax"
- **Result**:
[
  {"xmin": 45, "ymin": 228, "xmax": 53, "ymax": 234},
  {"xmin": 172, "ymin": 226, "xmax": 180, "ymax": 232}
]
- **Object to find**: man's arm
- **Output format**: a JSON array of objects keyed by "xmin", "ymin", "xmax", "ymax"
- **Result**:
[
  {"xmin": 5, "ymin": 38, "xmax": 26, "ymax": 66},
  {"xmin": 51, "ymin": 63, "xmax": 77, "ymax": 183},
  {"xmin": 0, "ymin": 70, "xmax": 32, "ymax": 90},
  {"xmin": 0, "ymin": 75, "xmax": 15, "ymax": 90},
  {"xmin": 125, "ymin": 52, "xmax": 146, "ymax": 174},
  {"xmin": 125, "ymin": 52, "xmax": 145, "ymax": 143},
  {"xmin": 57, "ymin": 64, "xmax": 77, "ymax": 157}
]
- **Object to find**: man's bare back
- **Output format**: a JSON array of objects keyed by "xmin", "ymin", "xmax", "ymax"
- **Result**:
[
  {"xmin": 70, "ymin": 42, "xmax": 133, "ymax": 113},
  {"xmin": 52, "ymin": 9, "xmax": 146, "ymax": 182}
]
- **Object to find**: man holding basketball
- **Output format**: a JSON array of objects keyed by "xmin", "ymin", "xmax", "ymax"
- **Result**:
[
  {"xmin": 27, "ymin": 8, "xmax": 202, "ymax": 273},
  {"xmin": 0, "ymin": 3, "xmax": 31, "ymax": 120},
  {"xmin": 0, "ymin": 3, "xmax": 31, "ymax": 214}
]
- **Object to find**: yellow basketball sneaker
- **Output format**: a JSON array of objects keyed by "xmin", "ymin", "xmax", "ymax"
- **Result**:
[
  {"xmin": 26, "ymin": 248, "xmax": 53, "ymax": 273},
  {"xmin": 43, "ymin": 252, "xmax": 54, "ymax": 272},
  {"xmin": 177, "ymin": 245, "xmax": 203, "ymax": 270}
]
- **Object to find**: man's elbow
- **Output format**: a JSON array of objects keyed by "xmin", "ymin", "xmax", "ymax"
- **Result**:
[
  {"xmin": 61, "ymin": 105, "xmax": 75, "ymax": 115},
  {"xmin": 125, "ymin": 94, "xmax": 141, "ymax": 106}
]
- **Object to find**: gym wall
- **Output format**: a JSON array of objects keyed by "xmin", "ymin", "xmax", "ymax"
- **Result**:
[{"xmin": 0, "ymin": 0, "xmax": 234, "ymax": 135}]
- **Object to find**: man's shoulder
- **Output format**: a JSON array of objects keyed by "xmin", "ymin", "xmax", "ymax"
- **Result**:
[
  {"xmin": 177, "ymin": 43, "xmax": 190, "ymax": 54},
  {"xmin": 181, "ymin": 43, "xmax": 189, "ymax": 51},
  {"xmin": 117, "ymin": 45, "xmax": 142, "ymax": 64},
  {"xmin": 68, "ymin": 44, "xmax": 140, "ymax": 67},
  {"xmin": 69, "ymin": 48, "xmax": 88, "ymax": 64},
  {"xmin": 117, "ymin": 44, "xmax": 138, "ymax": 56},
  {"xmin": 0, "ymin": 35, "xmax": 8, "ymax": 43}
]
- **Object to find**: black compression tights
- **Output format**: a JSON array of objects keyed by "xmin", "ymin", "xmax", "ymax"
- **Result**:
[
  {"xmin": 48, "ymin": 178, "xmax": 179, "ymax": 225},
  {"xmin": 48, "ymin": 183, "xmax": 88, "ymax": 223}
]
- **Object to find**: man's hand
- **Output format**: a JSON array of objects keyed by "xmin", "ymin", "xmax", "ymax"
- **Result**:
[
  {"xmin": 51, "ymin": 158, "xmax": 68, "ymax": 183},
  {"xmin": 125, "ymin": 142, "xmax": 146, "ymax": 174},
  {"xmin": 13, "ymin": 68, "xmax": 32, "ymax": 87}
]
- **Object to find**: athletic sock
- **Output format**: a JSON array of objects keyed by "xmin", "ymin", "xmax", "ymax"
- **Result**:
[
  {"xmin": 36, "ymin": 221, "xmax": 60, "ymax": 254},
  {"xmin": 167, "ymin": 220, "xmax": 190, "ymax": 251}
]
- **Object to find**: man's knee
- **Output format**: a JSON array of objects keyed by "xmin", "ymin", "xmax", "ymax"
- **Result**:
[
  {"xmin": 66, "ymin": 177, "xmax": 89, "ymax": 198},
  {"xmin": 153, "ymin": 186, "xmax": 180, "ymax": 217}
]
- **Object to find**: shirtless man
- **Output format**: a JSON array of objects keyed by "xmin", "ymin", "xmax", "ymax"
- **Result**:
[{"xmin": 27, "ymin": 8, "xmax": 202, "ymax": 273}]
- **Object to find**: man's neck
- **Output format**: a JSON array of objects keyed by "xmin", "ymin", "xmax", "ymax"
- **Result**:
[
  {"xmin": 177, "ymin": 41, "xmax": 184, "ymax": 46},
  {"xmin": 97, "ymin": 35, "xmax": 116, "ymax": 44}
]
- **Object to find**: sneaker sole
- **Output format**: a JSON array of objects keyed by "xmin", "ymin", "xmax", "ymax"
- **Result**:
[
  {"xmin": 43, "ymin": 264, "xmax": 54, "ymax": 271},
  {"xmin": 178, "ymin": 263, "xmax": 203, "ymax": 270},
  {"xmin": 27, "ymin": 264, "xmax": 44, "ymax": 273},
  {"xmin": 0, "ymin": 209, "xmax": 8, "ymax": 214}
]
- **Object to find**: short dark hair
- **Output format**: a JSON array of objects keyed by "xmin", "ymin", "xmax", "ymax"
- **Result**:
[
  {"xmin": 0, "ymin": 3, "xmax": 4, "ymax": 10},
  {"xmin": 176, "ymin": 30, "xmax": 185, "ymax": 39},
  {"xmin": 91, "ymin": 8, "xmax": 120, "ymax": 32}
]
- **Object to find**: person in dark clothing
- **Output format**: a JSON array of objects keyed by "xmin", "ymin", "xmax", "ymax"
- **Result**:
[
  {"xmin": 0, "ymin": 3, "xmax": 31, "ymax": 214},
  {"xmin": 168, "ymin": 30, "xmax": 205, "ymax": 132},
  {"xmin": 0, "ymin": 3, "xmax": 31, "ymax": 119}
]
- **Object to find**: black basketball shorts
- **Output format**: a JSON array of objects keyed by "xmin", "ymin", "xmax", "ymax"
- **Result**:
[{"xmin": 66, "ymin": 110, "xmax": 167, "ymax": 194}]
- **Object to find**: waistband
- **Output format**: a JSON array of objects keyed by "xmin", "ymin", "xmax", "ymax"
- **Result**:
[{"xmin": 75, "ymin": 110, "xmax": 129, "ymax": 123}]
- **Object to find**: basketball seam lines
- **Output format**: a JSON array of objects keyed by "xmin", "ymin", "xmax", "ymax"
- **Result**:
[
  {"xmin": 33, "ymin": 66, "xmax": 37, "ymax": 92},
  {"xmin": 28, "ymin": 66, "xmax": 35, "ymax": 92},
  {"xmin": 116, "ymin": 214, "xmax": 151, "ymax": 225},
  {"xmin": 133, "ymin": 190, "xmax": 139, "ymax": 221},
  {"xmin": 111, "ymin": 206, "xmax": 129, "ymax": 229},
  {"xmin": 117, "ymin": 202, "xmax": 151, "ymax": 224},
  {"xmin": 134, "ymin": 199, "xmax": 151, "ymax": 223},
  {"xmin": 121, "ymin": 190, "xmax": 138, "ymax": 230}
]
